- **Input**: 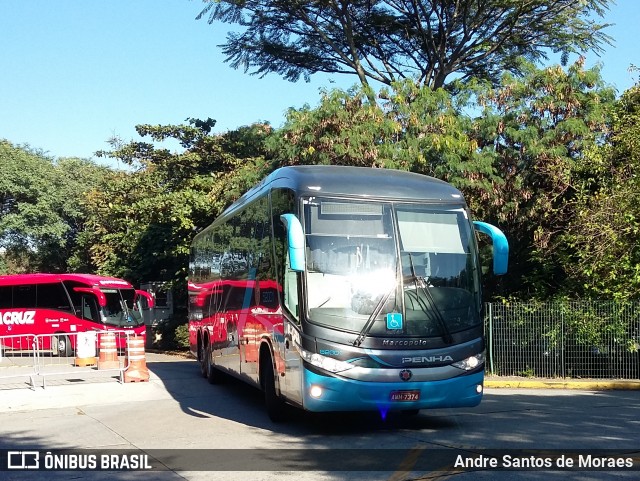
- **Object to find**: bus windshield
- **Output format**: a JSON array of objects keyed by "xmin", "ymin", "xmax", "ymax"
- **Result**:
[
  {"xmin": 304, "ymin": 198, "xmax": 481, "ymax": 338},
  {"xmin": 100, "ymin": 288, "xmax": 144, "ymax": 328}
]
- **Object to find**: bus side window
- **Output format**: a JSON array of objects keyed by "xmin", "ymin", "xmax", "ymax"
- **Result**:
[
  {"xmin": 81, "ymin": 296, "xmax": 100, "ymax": 323},
  {"xmin": 0, "ymin": 286, "xmax": 12, "ymax": 308},
  {"xmin": 284, "ymin": 263, "xmax": 299, "ymax": 320},
  {"xmin": 13, "ymin": 285, "xmax": 36, "ymax": 308},
  {"xmin": 271, "ymin": 187, "xmax": 299, "ymax": 322},
  {"xmin": 37, "ymin": 282, "xmax": 73, "ymax": 312}
]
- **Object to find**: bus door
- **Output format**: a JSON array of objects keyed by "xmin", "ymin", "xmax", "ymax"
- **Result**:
[{"xmin": 217, "ymin": 283, "xmax": 243, "ymax": 373}]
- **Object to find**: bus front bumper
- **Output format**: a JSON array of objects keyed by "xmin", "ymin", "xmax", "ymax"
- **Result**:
[{"xmin": 301, "ymin": 368, "xmax": 484, "ymax": 413}]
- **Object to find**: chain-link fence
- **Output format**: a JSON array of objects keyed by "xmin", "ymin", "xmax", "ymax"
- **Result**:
[{"xmin": 485, "ymin": 301, "xmax": 640, "ymax": 379}]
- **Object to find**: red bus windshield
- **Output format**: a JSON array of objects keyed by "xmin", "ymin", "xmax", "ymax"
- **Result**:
[{"xmin": 101, "ymin": 288, "xmax": 144, "ymax": 328}]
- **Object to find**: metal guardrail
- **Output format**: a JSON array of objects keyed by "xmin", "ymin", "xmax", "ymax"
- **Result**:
[
  {"xmin": 485, "ymin": 301, "xmax": 640, "ymax": 379},
  {"xmin": 0, "ymin": 330, "xmax": 133, "ymax": 389},
  {"xmin": 0, "ymin": 334, "xmax": 38, "ymax": 388}
]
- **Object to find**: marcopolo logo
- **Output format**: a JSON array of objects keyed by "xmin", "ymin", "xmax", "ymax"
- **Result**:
[{"xmin": 1, "ymin": 311, "xmax": 36, "ymax": 325}]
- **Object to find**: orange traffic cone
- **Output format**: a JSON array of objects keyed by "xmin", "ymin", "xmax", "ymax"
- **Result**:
[
  {"xmin": 98, "ymin": 332, "xmax": 120, "ymax": 370},
  {"xmin": 124, "ymin": 335, "xmax": 150, "ymax": 382}
]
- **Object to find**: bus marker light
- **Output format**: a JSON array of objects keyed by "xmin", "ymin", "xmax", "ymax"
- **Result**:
[{"xmin": 476, "ymin": 384, "xmax": 483, "ymax": 394}]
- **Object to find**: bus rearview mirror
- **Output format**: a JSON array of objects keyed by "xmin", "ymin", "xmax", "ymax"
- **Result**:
[
  {"xmin": 473, "ymin": 221, "xmax": 509, "ymax": 275},
  {"xmin": 280, "ymin": 213, "xmax": 306, "ymax": 272},
  {"xmin": 136, "ymin": 290, "xmax": 155, "ymax": 309},
  {"xmin": 73, "ymin": 287, "xmax": 107, "ymax": 307}
]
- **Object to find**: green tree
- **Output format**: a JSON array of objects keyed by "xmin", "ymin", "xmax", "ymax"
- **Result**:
[
  {"xmin": 563, "ymin": 82, "xmax": 640, "ymax": 299},
  {"xmin": 470, "ymin": 60, "xmax": 615, "ymax": 297},
  {"xmin": 198, "ymin": 0, "xmax": 612, "ymax": 90},
  {"xmin": 0, "ymin": 141, "xmax": 110, "ymax": 273},
  {"xmin": 88, "ymin": 120, "xmax": 274, "ymax": 291},
  {"xmin": 267, "ymin": 61, "xmax": 615, "ymax": 298},
  {"xmin": 268, "ymin": 81, "xmax": 495, "ymax": 187}
]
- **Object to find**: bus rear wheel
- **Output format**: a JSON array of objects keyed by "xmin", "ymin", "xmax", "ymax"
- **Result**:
[{"xmin": 199, "ymin": 341, "xmax": 207, "ymax": 378}]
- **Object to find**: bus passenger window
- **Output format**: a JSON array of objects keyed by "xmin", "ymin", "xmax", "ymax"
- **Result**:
[
  {"xmin": 37, "ymin": 283, "xmax": 73, "ymax": 312},
  {"xmin": 0, "ymin": 286, "xmax": 12, "ymax": 308},
  {"xmin": 13, "ymin": 285, "xmax": 36, "ymax": 308}
]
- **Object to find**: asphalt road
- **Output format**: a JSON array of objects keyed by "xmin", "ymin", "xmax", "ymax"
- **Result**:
[{"xmin": 0, "ymin": 353, "xmax": 638, "ymax": 481}]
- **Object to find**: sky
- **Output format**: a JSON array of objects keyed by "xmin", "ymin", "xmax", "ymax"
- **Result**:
[{"xmin": 1, "ymin": 0, "xmax": 638, "ymax": 169}]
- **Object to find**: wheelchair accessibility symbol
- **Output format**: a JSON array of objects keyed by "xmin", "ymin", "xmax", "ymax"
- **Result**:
[{"xmin": 386, "ymin": 313, "xmax": 403, "ymax": 330}]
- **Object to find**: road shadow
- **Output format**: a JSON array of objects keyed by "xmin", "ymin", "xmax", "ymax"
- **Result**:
[
  {"xmin": 146, "ymin": 357, "xmax": 464, "ymax": 431},
  {"xmin": 145, "ymin": 356, "xmax": 640, "ymax": 449}
]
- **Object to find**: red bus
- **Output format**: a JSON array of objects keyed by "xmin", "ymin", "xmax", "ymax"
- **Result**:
[{"xmin": 0, "ymin": 273, "xmax": 153, "ymax": 356}]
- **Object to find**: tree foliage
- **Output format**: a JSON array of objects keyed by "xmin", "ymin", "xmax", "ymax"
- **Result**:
[
  {"xmin": 269, "ymin": 81, "xmax": 496, "ymax": 186},
  {"xmin": 269, "ymin": 60, "xmax": 616, "ymax": 297},
  {"xmin": 198, "ymin": 0, "xmax": 612, "ymax": 89},
  {"xmin": 0, "ymin": 141, "xmax": 111, "ymax": 273},
  {"xmin": 471, "ymin": 60, "xmax": 615, "ymax": 297},
  {"xmin": 87, "ymin": 121, "xmax": 274, "ymax": 289},
  {"xmin": 563, "ymin": 82, "xmax": 640, "ymax": 299}
]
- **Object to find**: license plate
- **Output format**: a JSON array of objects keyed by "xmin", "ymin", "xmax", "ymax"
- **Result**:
[{"xmin": 390, "ymin": 390, "xmax": 420, "ymax": 402}]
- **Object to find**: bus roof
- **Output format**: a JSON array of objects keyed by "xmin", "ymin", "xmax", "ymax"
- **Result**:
[
  {"xmin": 229, "ymin": 165, "xmax": 466, "ymax": 215},
  {"xmin": 0, "ymin": 273, "xmax": 134, "ymax": 289}
]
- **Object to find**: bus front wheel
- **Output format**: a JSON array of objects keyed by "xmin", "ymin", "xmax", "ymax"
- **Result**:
[
  {"xmin": 261, "ymin": 355, "xmax": 287, "ymax": 423},
  {"xmin": 54, "ymin": 334, "xmax": 72, "ymax": 357}
]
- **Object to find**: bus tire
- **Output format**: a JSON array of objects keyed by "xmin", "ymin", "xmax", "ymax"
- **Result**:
[
  {"xmin": 54, "ymin": 334, "xmax": 72, "ymax": 357},
  {"xmin": 199, "ymin": 340, "xmax": 208, "ymax": 378},
  {"xmin": 262, "ymin": 355, "xmax": 287, "ymax": 423},
  {"xmin": 205, "ymin": 344, "xmax": 223, "ymax": 385}
]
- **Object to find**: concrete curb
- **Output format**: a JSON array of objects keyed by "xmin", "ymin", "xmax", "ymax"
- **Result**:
[{"xmin": 485, "ymin": 378, "xmax": 640, "ymax": 390}]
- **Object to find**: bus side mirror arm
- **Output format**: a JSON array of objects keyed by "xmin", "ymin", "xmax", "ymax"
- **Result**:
[
  {"xmin": 473, "ymin": 221, "xmax": 509, "ymax": 275},
  {"xmin": 280, "ymin": 214, "xmax": 306, "ymax": 272}
]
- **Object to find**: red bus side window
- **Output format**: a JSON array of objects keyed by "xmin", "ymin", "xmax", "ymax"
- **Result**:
[
  {"xmin": 0, "ymin": 286, "xmax": 12, "ymax": 308},
  {"xmin": 37, "ymin": 283, "xmax": 73, "ymax": 312},
  {"xmin": 13, "ymin": 285, "xmax": 36, "ymax": 308}
]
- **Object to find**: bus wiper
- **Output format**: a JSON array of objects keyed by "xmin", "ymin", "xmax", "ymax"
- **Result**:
[
  {"xmin": 353, "ymin": 285, "xmax": 395, "ymax": 347},
  {"xmin": 120, "ymin": 299, "xmax": 134, "ymax": 324},
  {"xmin": 406, "ymin": 254, "xmax": 453, "ymax": 345}
]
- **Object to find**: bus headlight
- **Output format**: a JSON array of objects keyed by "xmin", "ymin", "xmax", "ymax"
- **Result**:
[
  {"xmin": 301, "ymin": 349, "xmax": 355, "ymax": 373},
  {"xmin": 452, "ymin": 352, "xmax": 485, "ymax": 371}
]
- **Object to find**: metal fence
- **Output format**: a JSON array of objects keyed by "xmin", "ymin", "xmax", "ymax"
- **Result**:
[
  {"xmin": 485, "ymin": 301, "xmax": 640, "ymax": 379},
  {"xmin": 0, "ymin": 330, "xmax": 133, "ymax": 389},
  {"xmin": 0, "ymin": 334, "xmax": 38, "ymax": 387}
]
